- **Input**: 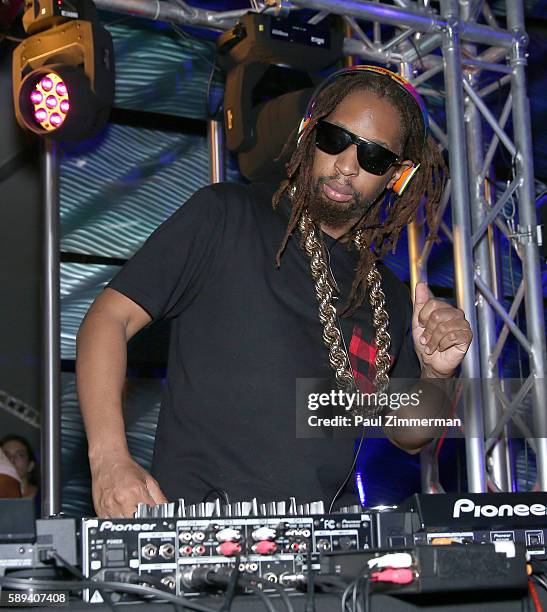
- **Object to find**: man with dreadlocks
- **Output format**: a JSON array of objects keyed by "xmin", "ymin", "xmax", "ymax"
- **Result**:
[{"xmin": 77, "ymin": 66, "xmax": 472, "ymax": 518}]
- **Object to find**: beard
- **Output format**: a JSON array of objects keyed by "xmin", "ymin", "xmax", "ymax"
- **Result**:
[{"xmin": 307, "ymin": 175, "xmax": 388, "ymax": 230}]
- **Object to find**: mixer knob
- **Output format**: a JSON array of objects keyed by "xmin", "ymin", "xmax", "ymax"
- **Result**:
[
  {"xmin": 303, "ymin": 503, "xmax": 310, "ymax": 515},
  {"xmin": 232, "ymin": 502, "xmax": 242, "ymax": 517},
  {"xmin": 222, "ymin": 504, "xmax": 231, "ymax": 517},
  {"xmin": 177, "ymin": 499, "xmax": 186, "ymax": 517},
  {"xmin": 241, "ymin": 501, "xmax": 252, "ymax": 517},
  {"xmin": 310, "ymin": 501, "xmax": 325, "ymax": 514},
  {"xmin": 288, "ymin": 498, "xmax": 297, "ymax": 515},
  {"xmin": 277, "ymin": 501, "xmax": 286, "ymax": 515},
  {"xmin": 135, "ymin": 503, "xmax": 149, "ymax": 518},
  {"xmin": 212, "ymin": 500, "xmax": 221, "ymax": 517},
  {"xmin": 266, "ymin": 502, "xmax": 276, "ymax": 516},
  {"xmin": 297, "ymin": 505, "xmax": 304, "ymax": 515},
  {"xmin": 260, "ymin": 503, "xmax": 268, "ymax": 516},
  {"xmin": 188, "ymin": 504, "xmax": 197, "ymax": 518}
]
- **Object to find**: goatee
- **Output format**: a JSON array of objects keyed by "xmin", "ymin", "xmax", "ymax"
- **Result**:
[{"xmin": 307, "ymin": 176, "xmax": 386, "ymax": 229}]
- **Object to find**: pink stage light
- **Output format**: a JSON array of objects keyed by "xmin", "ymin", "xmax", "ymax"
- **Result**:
[
  {"xmin": 50, "ymin": 113, "xmax": 63, "ymax": 126},
  {"xmin": 56, "ymin": 82, "xmax": 67, "ymax": 96},
  {"xmin": 60, "ymin": 100, "xmax": 70, "ymax": 113},
  {"xmin": 46, "ymin": 95, "xmax": 58, "ymax": 109},
  {"xmin": 34, "ymin": 109, "xmax": 47, "ymax": 122},
  {"xmin": 41, "ymin": 77, "xmax": 53, "ymax": 91},
  {"xmin": 30, "ymin": 90, "xmax": 43, "ymax": 104}
]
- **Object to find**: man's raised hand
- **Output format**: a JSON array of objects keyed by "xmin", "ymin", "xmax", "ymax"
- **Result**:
[{"xmin": 412, "ymin": 281, "xmax": 473, "ymax": 378}]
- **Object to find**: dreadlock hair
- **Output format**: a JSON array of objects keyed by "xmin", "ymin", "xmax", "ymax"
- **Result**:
[{"xmin": 272, "ymin": 70, "xmax": 447, "ymax": 319}]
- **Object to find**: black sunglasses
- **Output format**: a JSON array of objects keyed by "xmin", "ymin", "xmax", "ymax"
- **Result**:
[{"xmin": 315, "ymin": 120, "xmax": 401, "ymax": 176}]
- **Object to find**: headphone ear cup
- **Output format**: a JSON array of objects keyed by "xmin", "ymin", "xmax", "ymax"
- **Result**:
[
  {"xmin": 296, "ymin": 116, "xmax": 311, "ymax": 146},
  {"xmin": 393, "ymin": 163, "xmax": 420, "ymax": 196}
]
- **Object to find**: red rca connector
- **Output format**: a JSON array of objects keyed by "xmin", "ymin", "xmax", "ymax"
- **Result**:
[
  {"xmin": 252, "ymin": 541, "xmax": 277, "ymax": 555},
  {"xmin": 193, "ymin": 544, "xmax": 206, "ymax": 556},
  {"xmin": 370, "ymin": 568, "xmax": 414, "ymax": 585},
  {"xmin": 217, "ymin": 542, "xmax": 242, "ymax": 557},
  {"xmin": 290, "ymin": 542, "xmax": 300, "ymax": 552}
]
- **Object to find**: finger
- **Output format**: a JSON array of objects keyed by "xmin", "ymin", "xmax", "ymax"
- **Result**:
[
  {"xmin": 146, "ymin": 475, "xmax": 168, "ymax": 504},
  {"xmin": 111, "ymin": 485, "xmax": 156, "ymax": 518},
  {"xmin": 438, "ymin": 328, "xmax": 473, "ymax": 353},
  {"xmin": 419, "ymin": 307, "xmax": 465, "ymax": 350},
  {"xmin": 426, "ymin": 323, "xmax": 471, "ymax": 355},
  {"xmin": 417, "ymin": 298, "xmax": 457, "ymax": 329},
  {"xmin": 412, "ymin": 282, "xmax": 430, "ymax": 328}
]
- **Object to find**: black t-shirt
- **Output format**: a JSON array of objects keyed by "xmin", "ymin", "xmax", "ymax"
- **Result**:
[{"xmin": 107, "ymin": 182, "xmax": 421, "ymax": 505}]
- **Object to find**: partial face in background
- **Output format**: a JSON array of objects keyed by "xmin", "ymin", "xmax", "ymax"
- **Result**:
[
  {"xmin": 2, "ymin": 439, "xmax": 34, "ymax": 480},
  {"xmin": 309, "ymin": 89, "xmax": 411, "ymax": 230}
]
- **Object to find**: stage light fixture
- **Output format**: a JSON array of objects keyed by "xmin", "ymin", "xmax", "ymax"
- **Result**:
[
  {"xmin": 216, "ymin": 11, "xmax": 343, "ymax": 182},
  {"xmin": 12, "ymin": 0, "xmax": 114, "ymax": 140}
]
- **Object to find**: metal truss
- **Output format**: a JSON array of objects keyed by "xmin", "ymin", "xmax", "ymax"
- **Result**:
[{"xmin": 45, "ymin": 0, "xmax": 546, "ymax": 496}]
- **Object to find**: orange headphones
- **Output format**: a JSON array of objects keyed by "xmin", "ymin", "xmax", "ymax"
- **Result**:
[{"xmin": 298, "ymin": 65, "xmax": 429, "ymax": 196}]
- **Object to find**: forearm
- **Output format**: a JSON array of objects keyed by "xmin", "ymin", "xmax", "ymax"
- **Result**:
[
  {"xmin": 384, "ymin": 370, "xmax": 456, "ymax": 454},
  {"xmin": 76, "ymin": 309, "xmax": 130, "ymax": 464}
]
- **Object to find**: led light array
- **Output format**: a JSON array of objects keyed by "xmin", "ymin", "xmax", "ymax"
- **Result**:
[{"xmin": 30, "ymin": 72, "xmax": 70, "ymax": 131}]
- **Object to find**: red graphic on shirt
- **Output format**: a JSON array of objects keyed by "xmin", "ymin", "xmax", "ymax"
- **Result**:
[{"xmin": 349, "ymin": 324, "xmax": 393, "ymax": 393}]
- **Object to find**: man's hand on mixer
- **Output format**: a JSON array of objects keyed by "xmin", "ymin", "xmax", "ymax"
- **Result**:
[{"xmin": 90, "ymin": 452, "xmax": 167, "ymax": 518}]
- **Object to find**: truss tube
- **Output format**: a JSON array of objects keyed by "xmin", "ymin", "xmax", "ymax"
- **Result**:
[
  {"xmin": 463, "ymin": 30, "xmax": 511, "ymax": 490},
  {"xmin": 471, "ymin": 177, "xmax": 519, "ymax": 247},
  {"xmin": 463, "ymin": 79, "xmax": 516, "ymax": 157},
  {"xmin": 93, "ymin": 0, "xmax": 243, "ymax": 28},
  {"xmin": 479, "ymin": 94, "xmax": 512, "ymax": 181},
  {"xmin": 474, "ymin": 275, "xmax": 533, "ymax": 355},
  {"xmin": 399, "ymin": 59, "xmax": 441, "ymax": 496},
  {"xmin": 506, "ymin": 1, "xmax": 547, "ymax": 489},
  {"xmin": 42, "ymin": 140, "xmax": 61, "ymax": 518},
  {"xmin": 441, "ymin": 0, "xmax": 485, "ymax": 492},
  {"xmin": 207, "ymin": 120, "xmax": 226, "ymax": 184},
  {"xmin": 290, "ymin": 0, "xmax": 513, "ymax": 46},
  {"xmin": 477, "ymin": 74, "xmax": 511, "ymax": 98},
  {"xmin": 400, "ymin": 33, "xmax": 443, "ymax": 63},
  {"xmin": 489, "ymin": 280, "xmax": 525, "ymax": 367}
]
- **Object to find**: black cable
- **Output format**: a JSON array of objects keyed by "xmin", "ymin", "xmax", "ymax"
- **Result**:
[
  {"xmin": 408, "ymin": 38, "xmax": 446, "ymax": 98},
  {"xmin": 243, "ymin": 584, "xmax": 278, "ymax": 612},
  {"xmin": 123, "ymin": 575, "xmax": 185, "ymax": 612},
  {"xmin": 201, "ymin": 487, "xmax": 230, "ymax": 505},
  {"xmin": 314, "ymin": 575, "xmax": 349, "ymax": 592},
  {"xmin": 205, "ymin": 56, "xmax": 224, "ymax": 119},
  {"xmin": 532, "ymin": 574, "xmax": 547, "ymax": 592},
  {"xmin": 0, "ymin": 577, "xmax": 217, "ymax": 612},
  {"xmin": 352, "ymin": 578, "xmax": 362, "ymax": 612},
  {"xmin": 49, "ymin": 551, "xmax": 117, "ymax": 612},
  {"xmin": 170, "ymin": 23, "xmax": 221, "ymax": 74},
  {"xmin": 304, "ymin": 546, "xmax": 315, "ymax": 612},
  {"xmin": 328, "ymin": 426, "xmax": 366, "ymax": 513},
  {"xmin": 362, "ymin": 576, "xmax": 371, "ymax": 612},
  {"xmin": 219, "ymin": 560, "xmax": 241, "ymax": 612},
  {"xmin": 241, "ymin": 575, "xmax": 294, "ymax": 612},
  {"xmin": 118, "ymin": 569, "xmax": 183, "ymax": 611},
  {"xmin": 341, "ymin": 578, "xmax": 359, "ymax": 612}
]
